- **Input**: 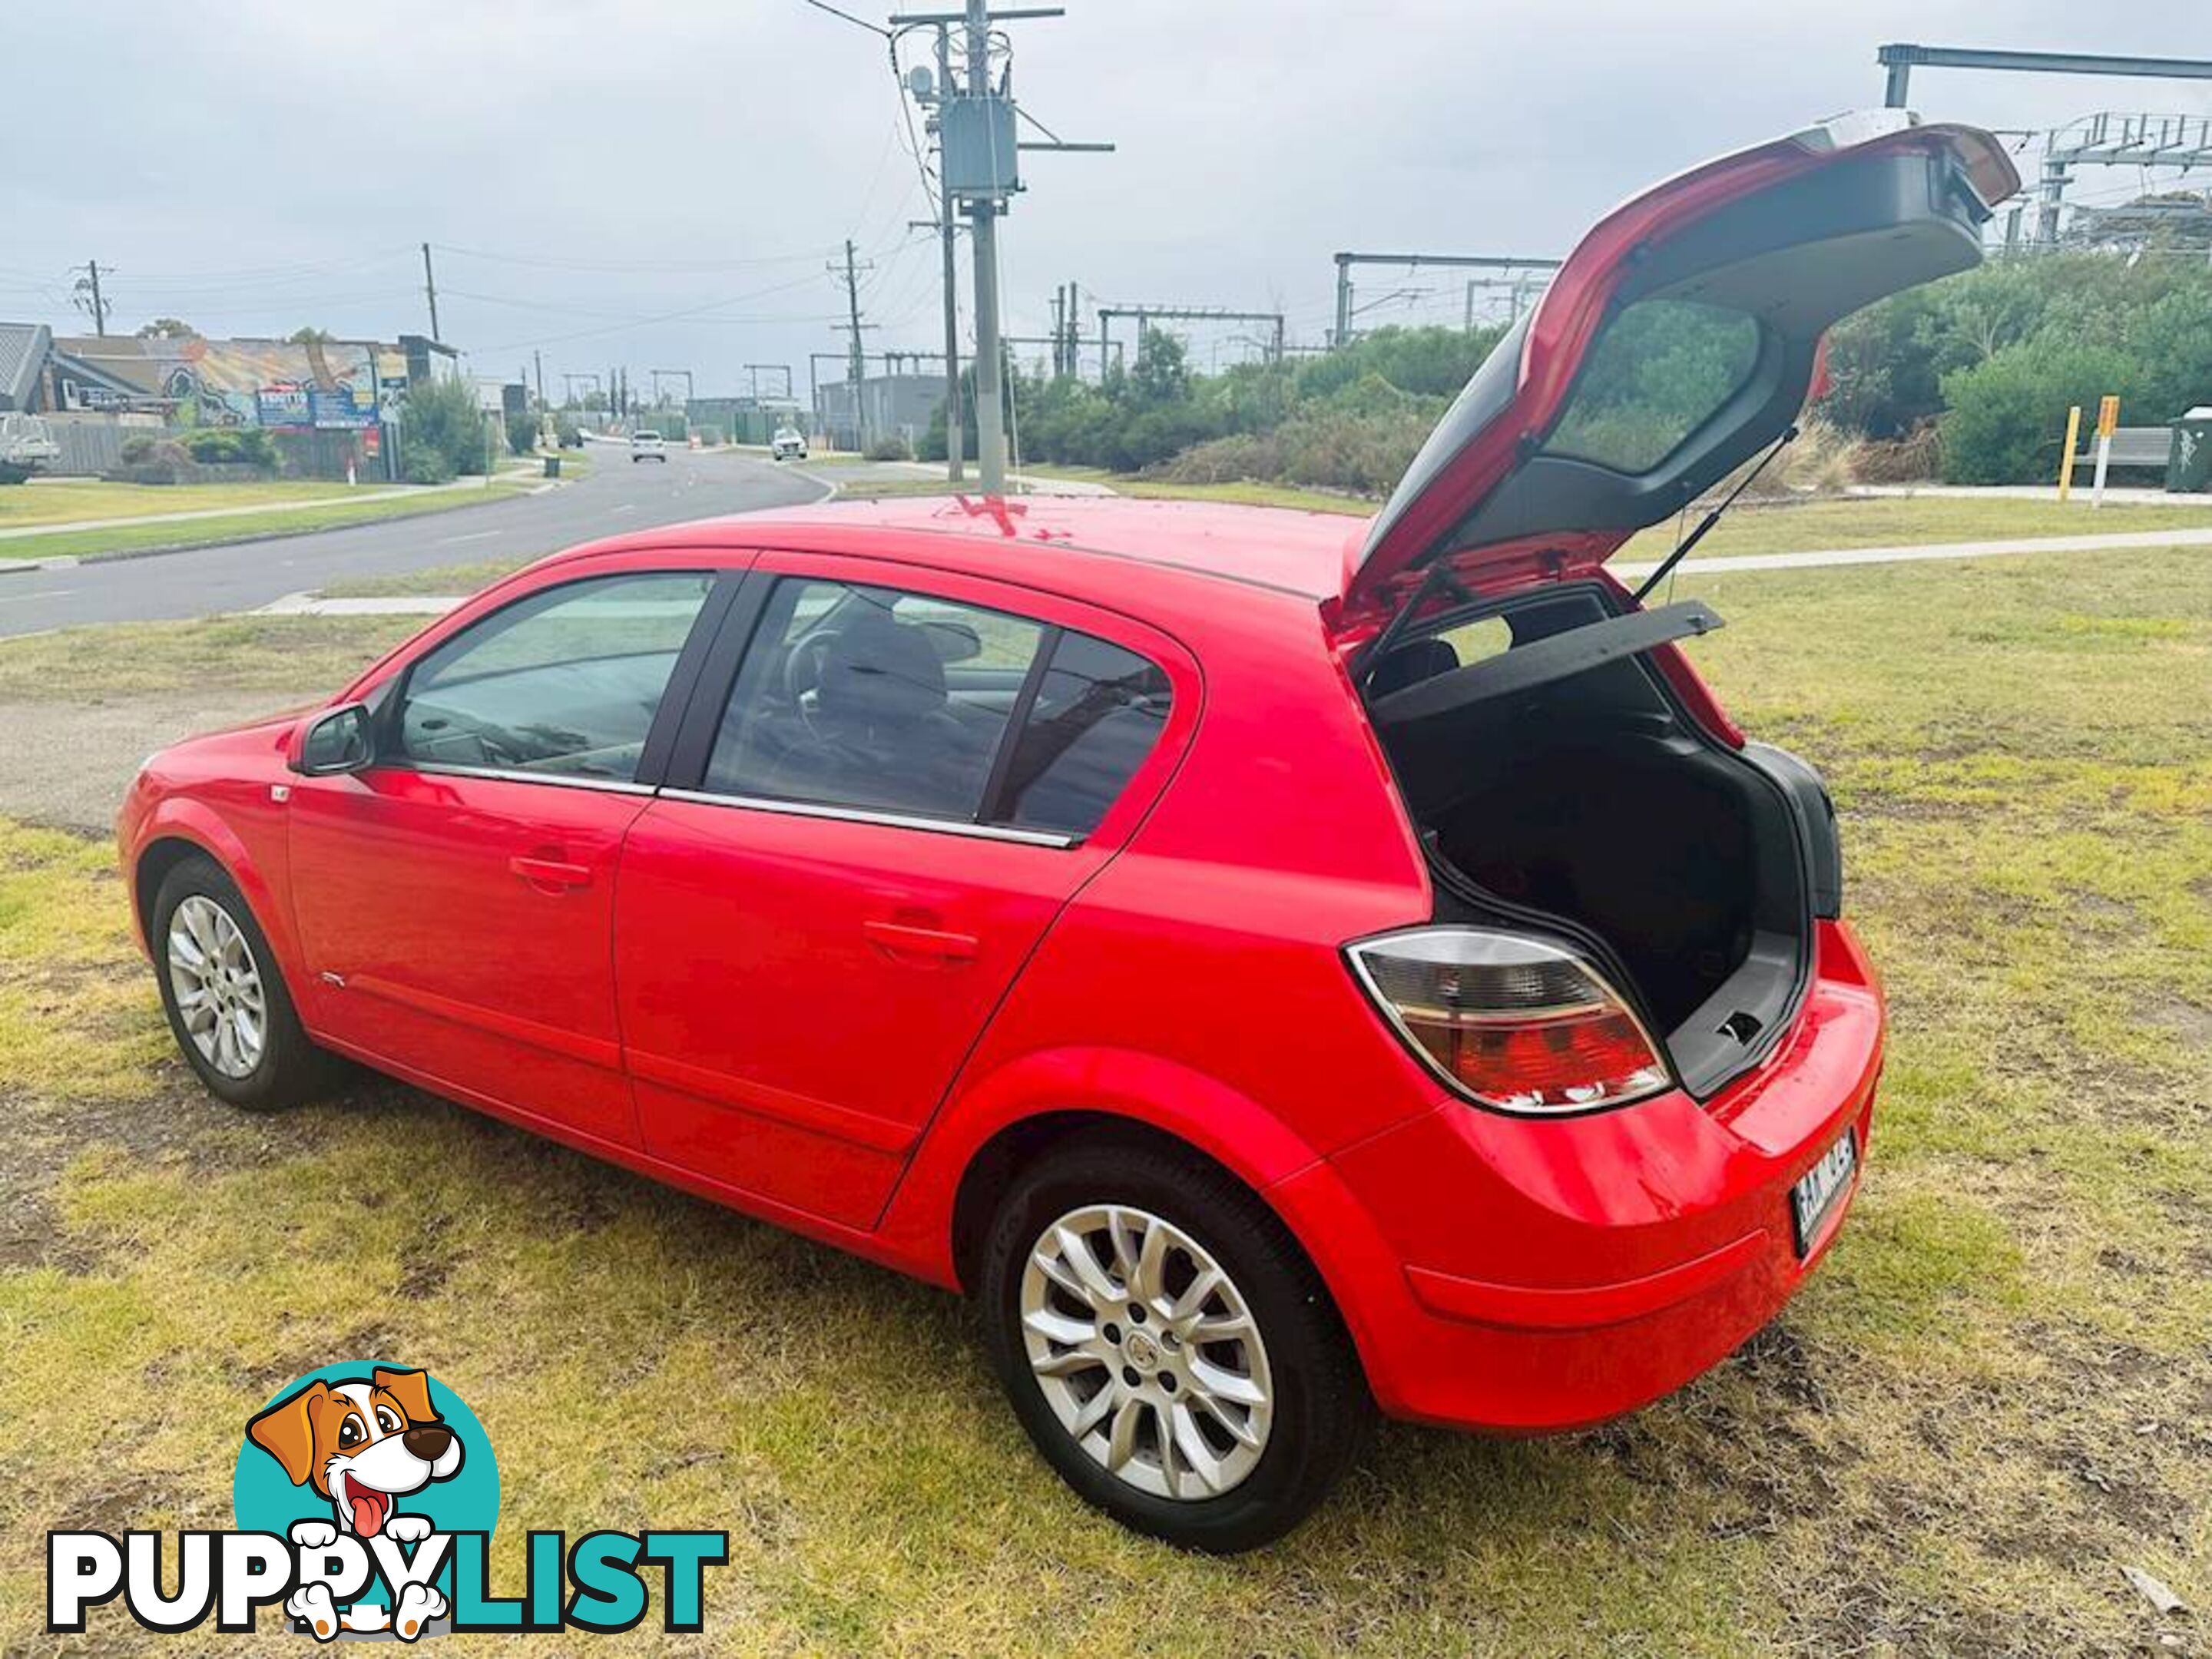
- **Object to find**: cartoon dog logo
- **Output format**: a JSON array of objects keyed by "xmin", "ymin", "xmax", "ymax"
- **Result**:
[{"xmin": 247, "ymin": 1366, "xmax": 462, "ymax": 1639}]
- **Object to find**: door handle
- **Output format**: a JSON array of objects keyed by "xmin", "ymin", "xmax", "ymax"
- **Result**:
[
  {"xmin": 509, "ymin": 854, "xmax": 593, "ymax": 892},
  {"xmin": 864, "ymin": 919, "xmax": 979, "ymax": 962}
]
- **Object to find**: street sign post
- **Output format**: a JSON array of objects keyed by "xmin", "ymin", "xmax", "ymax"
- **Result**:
[{"xmin": 2058, "ymin": 404, "xmax": 2081, "ymax": 502}]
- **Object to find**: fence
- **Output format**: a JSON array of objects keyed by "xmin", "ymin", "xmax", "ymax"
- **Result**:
[{"xmin": 45, "ymin": 412, "xmax": 164, "ymax": 476}]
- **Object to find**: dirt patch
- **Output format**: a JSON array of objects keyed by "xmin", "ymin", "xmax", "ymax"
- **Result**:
[{"xmin": 0, "ymin": 693, "xmax": 296, "ymax": 833}]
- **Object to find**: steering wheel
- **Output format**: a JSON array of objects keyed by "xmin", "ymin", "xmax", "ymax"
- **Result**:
[{"xmin": 783, "ymin": 628, "xmax": 841, "ymax": 707}]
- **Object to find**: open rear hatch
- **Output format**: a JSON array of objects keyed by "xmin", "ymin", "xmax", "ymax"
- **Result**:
[
  {"xmin": 1343, "ymin": 113, "xmax": 2017, "ymax": 1098},
  {"xmin": 1332, "ymin": 111, "xmax": 2018, "ymax": 630}
]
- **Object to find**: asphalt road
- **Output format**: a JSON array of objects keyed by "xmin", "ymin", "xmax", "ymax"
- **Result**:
[{"xmin": 0, "ymin": 442, "xmax": 829, "ymax": 640}]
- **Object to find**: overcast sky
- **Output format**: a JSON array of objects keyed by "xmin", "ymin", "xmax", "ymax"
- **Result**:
[{"xmin": 5, "ymin": 2, "xmax": 2208, "ymax": 396}]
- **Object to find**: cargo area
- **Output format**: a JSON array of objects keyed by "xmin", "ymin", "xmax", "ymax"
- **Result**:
[{"xmin": 1366, "ymin": 583, "xmax": 1833, "ymax": 1096}]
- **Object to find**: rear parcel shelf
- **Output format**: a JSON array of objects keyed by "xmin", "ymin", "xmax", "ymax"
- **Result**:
[{"xmin": 1368, "ymin": 600, "xmax": 1725, "ymax": 727}]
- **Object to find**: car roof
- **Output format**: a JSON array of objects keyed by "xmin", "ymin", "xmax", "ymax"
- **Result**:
[{"xmin": 547, "ymin": 495, "xmax": 1368, "ymax": 604}]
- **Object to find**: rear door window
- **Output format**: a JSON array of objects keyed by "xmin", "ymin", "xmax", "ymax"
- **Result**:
[
  {"xmin": 705, "ymin": 578, "xmax": 1046, "ymax": 822},
  {"xmin": 998, "ymin": 631, "xmax": 1172, "ymax": 835},
  {"xmin": 699, "ymin": 576, "xmax": 1173, "ymax": 837}
]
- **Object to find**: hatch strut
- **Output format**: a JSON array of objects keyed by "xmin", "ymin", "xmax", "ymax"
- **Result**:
[
  {"xmin": 1631, "ymin": 425, "xmax": 1798, "ymax": 603},
  {"xmin": 1355, "ymin": 561, "xmax": 1474, "ymax": 690}
]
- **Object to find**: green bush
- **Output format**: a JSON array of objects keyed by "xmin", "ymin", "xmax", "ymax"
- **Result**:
[
  {"xmin": 401, "ymin": 440, "xmax": 456, "ymax": 486},
  {"xmin": 505, "ymin": 410, "xmax": 539, "ymax": 456},
  {"xmin": 399, "ymin": 376, "xmax": 490, "ymax": 480},
  {"xmin": 177, "ymin": 426, "xmax": 275, "ymax": 468},
  {"xmin": 864, "ymin": 434, "xmax": 912, "ymax": 462},
  {"xmin": 1828, "ymin": 253, "xmax": 2212, "ymax": 451},
  {"xmin": 1936, "ymin": 338, "xmax": 2141, "ymax": 485},
  {"xmin": 120, "ymin": 435, "xmax": 157, "ymax": 464}
]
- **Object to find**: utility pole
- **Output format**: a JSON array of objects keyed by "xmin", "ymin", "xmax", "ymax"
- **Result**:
[
  {"xmin": 889, "ymin": 1, "xmax": 1108, "ymax": 491},
  {"xmin": 933, "ymin": 23, "xmax": 966, "ymax": 481},
  {"xmin": 72, "ymin": 260, "xmax": 113, "ymax": 336},
  {"xmin": 959, "ymin": 0, "xmax": 1009, "ymax": 491},
  {"xmin": 830, "ymin": 237, "xmax": 876, "ymax": 450},
  {"xmin": 533, "ymin": 350, "xmax": 545, "ymax": 411},
  {"xmin": 420, "ymin": 243, "xmax": 442, "ymax": 343}
]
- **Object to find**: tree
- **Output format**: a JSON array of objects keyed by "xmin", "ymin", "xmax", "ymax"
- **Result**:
[
  {"xmin": 136, "ymin": 318, "xmax": 200, "ymax": 339},
  {"xmin": 399, "ymin": 374, "xmax": 492, "ymax": 482},
  {"xmin": 1127, "ymin": 326, "xmax": 1191, "ymax": 409},
  {"xmin": 1937, "ymin": 337, "xmax": 2141, "ymax": 485},
  {"xmin": 288, "ymin": 326, "xmax": 336, "ymax": 344}
]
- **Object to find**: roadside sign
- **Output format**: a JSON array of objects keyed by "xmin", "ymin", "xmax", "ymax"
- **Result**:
[
  {"xmin": 2097, "ymin": 395, "xmax": 2121, "ymax": 439},
  {"xmin": 2058, "ymin": 405, "xmax": 2081, "ymax": 502}
]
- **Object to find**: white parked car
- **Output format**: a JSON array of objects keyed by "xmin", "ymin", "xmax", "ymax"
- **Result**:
[
  {"xmin": 0, "ymin": 411, "xmax": 61, "ymax": 478},
  {"xmin": 770, "ymin": 425, "xmax": 808, "ymax": 462},
  {"xmin": 630, "ymin": 430, "xmax": 667, "ymax": 463}
]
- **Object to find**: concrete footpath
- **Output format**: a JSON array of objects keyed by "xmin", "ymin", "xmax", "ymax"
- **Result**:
[{"xmin": 1613, "ymin": 522, "xmax": 2212, "ymax": 580}]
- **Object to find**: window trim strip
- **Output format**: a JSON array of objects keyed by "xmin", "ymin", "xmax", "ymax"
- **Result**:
[
  {"xmin": 657, "ymin": 787, "xmax": 1081, "ymax": 849},
  {"xmin": 389, "ymin": 761, "xmax": 659, "ymax": 796}
]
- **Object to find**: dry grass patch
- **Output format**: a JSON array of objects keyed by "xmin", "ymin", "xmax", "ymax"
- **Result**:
[
  {"xmin": 0, "ymin": 546, "xmax": 2206, "ymax": 1654},
  {"xmin": 0, "ymin": 614, "xmax": 417, "ymax": 701}
]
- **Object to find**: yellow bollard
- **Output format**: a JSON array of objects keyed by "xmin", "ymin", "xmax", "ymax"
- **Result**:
[{"xmin": 2057, "ymin": 404, "xmax": 2081, "ymax": 502}]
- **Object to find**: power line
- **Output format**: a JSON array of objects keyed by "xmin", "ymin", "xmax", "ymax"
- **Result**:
[
  {"xmin": 470, "ymin": 271, "xmax": 836, "ymax": 354},
  {"xmin": 800, "ymin": 0, "xmax": 890, "ymax": 37},
  {"xmin": 430, "ymin": 243, "xmax": 854, "ymax": 274}
]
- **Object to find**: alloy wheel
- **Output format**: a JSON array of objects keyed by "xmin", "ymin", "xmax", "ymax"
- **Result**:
[
  {"xmin": 166, "ymin": 894, "xmax": 267, "ymax": 1079},
  {"xmin": 1020, "ymin": 1204, "xmax": 1274, "ymax": 1501}
]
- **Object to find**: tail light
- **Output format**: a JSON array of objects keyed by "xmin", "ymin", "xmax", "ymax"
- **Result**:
[{"xmin": 1347, "ymin": 928, "xmax": 1671, "ymax": 1115}]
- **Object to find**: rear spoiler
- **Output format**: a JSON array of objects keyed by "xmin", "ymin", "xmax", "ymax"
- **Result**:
[{"xmin": 1369, "ymin": 600, "xmax": 1725, "ymax": 726}]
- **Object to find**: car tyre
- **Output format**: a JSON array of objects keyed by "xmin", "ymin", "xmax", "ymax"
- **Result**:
[
  {"xmin": 979, "ymin": 1134, "xmax": 1371, "ymax": 1552},
  {"xmin": 151, "ymin": 853, "xmax": 329, "ymax": 1111}
]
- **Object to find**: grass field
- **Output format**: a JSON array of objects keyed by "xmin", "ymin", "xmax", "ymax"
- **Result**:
[
  {"xmin": 0, "ymin": 480, "xmax": 535, "ymax": 565},
  {"xmin": 1621, "ymin": 493, "xmax": 2212, "ymax": 561},
  {"xmin": 0, "ymin": 477, "xmax": 382, "ymax": 529},
  {"xmin": 0, "ymin": 545, "xmax": 2205, "ymax": 1654}
]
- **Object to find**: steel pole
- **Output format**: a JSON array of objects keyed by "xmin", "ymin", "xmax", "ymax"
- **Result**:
[{"xmin": 934, "ymin": 24, "xmax": 965, "ymax": 482}]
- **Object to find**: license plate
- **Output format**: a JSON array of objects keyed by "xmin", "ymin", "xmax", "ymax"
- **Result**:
[{"xmin": 1790, "ymin": 1128, "xmax": 1858, "ymax": 1257}]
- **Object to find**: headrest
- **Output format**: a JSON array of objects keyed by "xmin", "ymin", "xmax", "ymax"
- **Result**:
[
  {"xmin": 1366, "ymin": 637, "xmax": 1459, "ymax": 698},
  {"xmin": 817, "ymin": 608, "xmax": 946, "ymax": 730}
]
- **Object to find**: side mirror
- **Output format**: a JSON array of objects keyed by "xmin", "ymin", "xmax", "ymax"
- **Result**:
[{"xmin": 292, "ymin": 704, "xmax": 374, "ymax": 776}]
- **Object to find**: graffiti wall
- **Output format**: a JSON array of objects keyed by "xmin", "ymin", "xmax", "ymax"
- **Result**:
[{"xmin": 154, "ymin": 337, "xmax": 382, "ymax": 429}]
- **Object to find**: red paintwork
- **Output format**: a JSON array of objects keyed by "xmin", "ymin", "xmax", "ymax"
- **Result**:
[
  {"xmin": 118, "ymin": 498, "xmax": 1886, "ymax": 1432},
  {"xmin": 117, "ymin": 122, "xmax": 1922, "ymax": 1435}
]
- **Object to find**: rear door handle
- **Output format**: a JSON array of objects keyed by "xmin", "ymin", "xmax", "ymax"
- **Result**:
[
  {"xmin": 510, "ymin": 855, "xmax": 593, "ymax": 892},
  {"xmin": 864, "ymin": 919, "xmax": 979, "ymax": 962}
]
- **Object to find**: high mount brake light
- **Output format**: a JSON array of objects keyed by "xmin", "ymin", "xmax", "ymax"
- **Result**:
[{"xmin": 1347, "ymin": 928, "xmax": 1671, "ymax": 1115}]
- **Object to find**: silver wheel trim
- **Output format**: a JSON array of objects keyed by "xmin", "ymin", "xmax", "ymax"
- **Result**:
[
  {"xmin": 1020, "ymin": 1204, "xmax": 1275, "ymax": 1502},
  {"xmin": 165, "ymin": 895, "xmax": 267, "ymax": 1080}
]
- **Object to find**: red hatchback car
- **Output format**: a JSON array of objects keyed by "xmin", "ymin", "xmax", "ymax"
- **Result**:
[{"xmin": 124, "ymin": 115, "xmax": 2016, "ymax": 1549}]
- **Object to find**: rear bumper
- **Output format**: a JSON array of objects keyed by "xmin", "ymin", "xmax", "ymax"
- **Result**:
[{"xmin": 1272, "ymin": 918, "xmax": 1883, "ymax": 1432}]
